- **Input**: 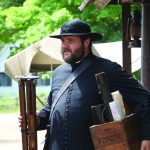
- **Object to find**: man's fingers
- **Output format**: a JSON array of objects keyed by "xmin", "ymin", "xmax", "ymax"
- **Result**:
[
  {"xmin": 18, "ymin": 115, "xmax": 22, "ymax": 127},
  {"xmin": 140, "ymin": 140, "xmax": 150, "ymax": 150}
]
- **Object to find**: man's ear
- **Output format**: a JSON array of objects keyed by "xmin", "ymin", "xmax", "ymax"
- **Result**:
[{"xmin": 84, "ymin": 37, "xmax": 91, "ymax": 48}]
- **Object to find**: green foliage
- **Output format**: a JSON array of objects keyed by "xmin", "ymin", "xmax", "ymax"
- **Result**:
[
  {"xmin": 132, "ymin": 69, "xmax": 141, "ymax": 82},
  {"xmin": 0, "ymin": 93, "xmax": 19, "ymax": 113},
  {"xmin": 0, "ymin": 0, "xmax": 122, "ymax": 56},
  {"xmin": 131, "ymin": 3, "xmax": 141, "ymax": 12},
  {"xmin": 79, "ymin": 5, "xmax": 122, "ymax": 42},
  {"xmin": 37, "ymin": 71, "xmax": 52, "ymax": 79}
]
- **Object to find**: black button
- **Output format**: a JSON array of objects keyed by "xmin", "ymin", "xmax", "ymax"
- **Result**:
[
  {"xmin": 66, "ymin": 104, "xmax": 69, "ymax": 107},
  {"xmin": 65, "ymin": 141, "xmax": 67, "ymax": 144},
  {"xmin": 69, "ymin": 88, "xmax": 72, "ymax": 91},
  {"xmin": 65, "ymin": 113, "xmax": 69, "ymax": 117},
  {"xmin": 65, "ymin": 109, "xmax": 69, "ymax": 112},
  {"xmin": 67, "ymin": 96, "xmax": 71, "ymax": 99},
  {"xmin": 68, "ymin": 92, "xmax": 72, "ymax": 95},
  {"xmin": 66, "ymin": 100, "xmax": 70, "ymax": 103}
]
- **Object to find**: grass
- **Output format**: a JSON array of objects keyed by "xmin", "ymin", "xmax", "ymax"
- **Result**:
[
  {"xmin": 0, "ymin": 95, "xmax": 47, "ymax": 114},
  {"xmin": 0, "ymin": 91, "xmax": 48, "ymax": 114}
]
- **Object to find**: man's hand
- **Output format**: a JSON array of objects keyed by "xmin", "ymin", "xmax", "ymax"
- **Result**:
[
  {"xmin": 18, "ymin": 114, "xmax": 22, "ymax": 127},
  {"xmin": 141, "ymin": 140, "xmax": 150, "ymax": 150},
  {"xmin": 18, "ymin": 112, "xmax": 39, "ymax": 127}
]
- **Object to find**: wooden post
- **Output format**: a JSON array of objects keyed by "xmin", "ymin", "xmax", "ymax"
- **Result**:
[
  {"xmin": 122, "ymin": 3, "xmax": 132, "ymax": 73},
  {"xmin": 141, "ymin": 3, "xmax": 150, "ymax": 91}
]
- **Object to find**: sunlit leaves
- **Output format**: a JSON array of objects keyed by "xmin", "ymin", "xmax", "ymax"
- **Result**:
[{"xmin": 0, "ymin": 0, "xmax": 122, "ymax": 55}]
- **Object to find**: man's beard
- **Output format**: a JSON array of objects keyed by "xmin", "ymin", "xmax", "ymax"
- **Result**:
[{"xmin": 61, "ymin": 45, "xmax": 85, "ymax": 64}]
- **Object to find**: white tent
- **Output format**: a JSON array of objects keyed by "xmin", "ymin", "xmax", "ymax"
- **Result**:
[
  {"xmin": 5, "ymin": 37, "xmax": 141, "ymax": 81},
  {"xmin": 92, "ymin": 41, "xmax": 141, "ymax": 72},
  {"xmin": 4, "ymin": 30, "xmax": 63, "ymax": 81}
]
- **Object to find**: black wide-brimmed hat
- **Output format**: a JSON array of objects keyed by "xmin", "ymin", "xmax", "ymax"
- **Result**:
[{"xmin": 49, "ymin": 18, "xmax": 102, "ymax": 42}]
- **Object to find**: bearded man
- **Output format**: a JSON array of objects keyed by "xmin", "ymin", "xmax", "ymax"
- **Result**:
[{"xmin": 19, "ymin": 18, "xmax": 150, "ymax": 150}]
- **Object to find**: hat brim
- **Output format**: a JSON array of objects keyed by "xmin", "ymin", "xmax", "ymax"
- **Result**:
[{"xmin": 49, "ymin": 32, "xmax": 102, "ymax": 42}]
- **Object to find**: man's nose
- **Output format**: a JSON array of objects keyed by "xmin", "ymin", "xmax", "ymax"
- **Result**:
[{"xmin": 61, "ymin": 42, "xmax": 69, "ymax": 49}]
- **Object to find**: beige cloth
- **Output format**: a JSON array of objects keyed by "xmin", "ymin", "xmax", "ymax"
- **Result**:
[{"xmin": 4, "ymin": 35, "xmax": 63, "ymax": 81}]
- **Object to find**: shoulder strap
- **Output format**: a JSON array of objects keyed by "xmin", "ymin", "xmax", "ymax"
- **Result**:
[{"xmin": 50, "ymin": 56, "xmax": 94, "ymax": 117}]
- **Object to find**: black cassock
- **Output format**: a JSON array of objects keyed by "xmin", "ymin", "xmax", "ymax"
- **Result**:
[{"xmin": 38, "ymin": 53, "xmax": 150, "ymax": 150}]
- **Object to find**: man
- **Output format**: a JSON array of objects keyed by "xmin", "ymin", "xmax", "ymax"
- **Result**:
[{"xmin": 19, "ymin": 18, "xmax": 150, "ymax": 150}]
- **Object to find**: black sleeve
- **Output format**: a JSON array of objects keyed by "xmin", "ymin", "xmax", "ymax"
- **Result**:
[
  {"xmin": 37, "ymin": 92, "xmax": 52, "ymax": 130},
  {"xmin": 109, "ymin": 62, "xmax": 150, "ymax": 139}
]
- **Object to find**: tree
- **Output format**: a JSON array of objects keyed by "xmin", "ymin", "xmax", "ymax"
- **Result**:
[{"xmin": 0, "ymin": 0, "xmax": 122, "ymax": 56}]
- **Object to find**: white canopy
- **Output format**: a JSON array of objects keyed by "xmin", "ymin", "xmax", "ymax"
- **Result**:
[
  {"xmin": 4, "ymin": 30, "xmax": 63, "ymax": 81},
  {"xmin": 92, "ymin": 41, "xmax": 141, "ymax": 73}
]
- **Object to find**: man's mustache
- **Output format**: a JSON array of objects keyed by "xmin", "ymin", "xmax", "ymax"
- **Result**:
[{"xmin": 61, "ymin": 48, "xmax": 71, "ymax": 53}]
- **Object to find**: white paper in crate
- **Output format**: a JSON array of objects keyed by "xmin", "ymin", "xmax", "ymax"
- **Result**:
[{"xmin": 109, "ymin": 91, "xmax": 126, "ymax": 121}]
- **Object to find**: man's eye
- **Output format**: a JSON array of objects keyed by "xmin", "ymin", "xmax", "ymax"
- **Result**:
[
  {"xmin": 67, "ymin": 38, "xmax": 73, "ymax": 42},
  {"xmin": 68, "ymin": 40, "xmax": 73, "ymax": 43}
]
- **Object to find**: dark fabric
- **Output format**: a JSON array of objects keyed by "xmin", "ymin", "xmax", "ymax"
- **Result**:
[
  {"xmin": 43, "ymin": 125, "xmax": 50, "ymax": 150},
  {"xmin": 38, "ymin": 53, "xmax": 150, "ymax": 150},
  {"xmin": 50, "ymin": 54, "xmax": 94, "ymax": 119}
]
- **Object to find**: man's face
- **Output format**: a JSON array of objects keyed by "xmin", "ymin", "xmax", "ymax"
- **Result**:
[{"xmin": 60, "ymin": 35, "xmax": 89, "ymax": 64}]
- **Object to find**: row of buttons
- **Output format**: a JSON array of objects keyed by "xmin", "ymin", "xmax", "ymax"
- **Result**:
[{"xmin": 64, "ymin": 84, "xmax": 73, "ymax": 150}]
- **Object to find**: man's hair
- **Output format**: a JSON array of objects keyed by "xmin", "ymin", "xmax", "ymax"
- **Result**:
[{"xmin": 79, "ymin": 35, "xmax": 92, "ymax": 51}]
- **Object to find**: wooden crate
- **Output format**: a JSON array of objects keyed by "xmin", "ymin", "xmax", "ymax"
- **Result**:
[{"xmin": 89, "ymin": 114, "xmax": 141, "ymax": 150}]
